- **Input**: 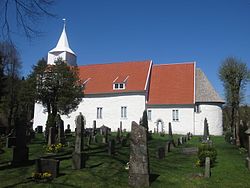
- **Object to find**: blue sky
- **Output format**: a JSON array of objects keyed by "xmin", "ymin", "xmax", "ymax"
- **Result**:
[{"xmin": 13, "ymin": 0, "xmax": 250, "ymax": 103}]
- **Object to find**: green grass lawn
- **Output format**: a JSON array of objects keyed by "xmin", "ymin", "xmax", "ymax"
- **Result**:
[{"xmin": 0, "ymin": 133, "xmax": 249, "ymax": 188}]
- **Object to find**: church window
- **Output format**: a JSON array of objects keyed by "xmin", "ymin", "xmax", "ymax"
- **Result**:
[
  {"xmin": 97, "ymin": 107, "xmax": 103, "ymax": 119},
  {"xmin": 194, "ymin": 104, "xmax": 201, "ymax": 113},
  {"xmin": 113, "ymin": 83, "xmax": 125, "ymax": 90},
  {"xmin": 121, "ymin": 106, "xmax": 127, "ymax": 118},
  {"xmin": 148, "ymin": 110, "xmax": 152, "ymax": 120},
  {"xmin": 172, "ymin": 110, "xmax": 179, "ymax": 121}
]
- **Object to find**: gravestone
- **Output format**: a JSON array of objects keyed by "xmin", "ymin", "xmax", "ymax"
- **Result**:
[
  {"xmin": 245, "ymin": 128, "xmax": 250, "ymax": 170},
  {"xmin": 12, "ymin": 124, "xmax": 29, "ymax": 165},
  {"xmin": 203, "ymin": 118, "xmax": 209, "ymax": 142},
  {"xmin": 168, "ymin": 122, "xmax": 175, "ymax": 147},
  {"xmin": 72, "ymin": 113, "xmax": 86, "ymax": 169},
  {"xmin": 204, "ymin": 157, "xmax": 211, "ymax": 178},
  {"xmin": 48, "ymin": 127, "xmax": 56, "ymax": 146},
  {"xmin": 6, "ymin": 137, "xmax": 16, "ymax": 148},
  {"xmin": 165, "ymin": 141, "xmax": 171, "ymax": 155},
  {"xmin": 120, "ymin": 121, "xmax": 123, "ymax": 134},
  {"xmin": 92, "ymin": 120, "xmax": 97, "ymax": 143},
  {"xmin": 56, "ymin": 115, "xmax": 65, "ymax": 144},
  {"xmin": 157, "ymin": 147, "xmax": 165, "ymax": 159},
  {"xmin": 128, "ymin": 121, "xmax": 150, "ymax": 187},
  {"xmin": 65, "ymin": 124, "xmax": 71, "ymax": 134},
  {"xmin": 116, "ymin": 128, "xmax": 121, "ymax": 144},
  {"xmin": 177, "ymin": 138, "xmax": 181, "ymax": 146},
  {"xmin": 36, "ymin": 158, "xmax": 60, "ymax": 178},
  {"xmin": 108, "ymin": 139, "xmax": 115, "ymax": 155},
  {"xmin": 37, "ymin": 126, "xmax": 43, "ymax": 133}
]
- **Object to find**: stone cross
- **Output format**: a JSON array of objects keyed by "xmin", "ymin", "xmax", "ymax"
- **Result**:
[
  {"xmin": 72, "ymin": 113, "xmax": 86, "ymax": 169},
  {"xmin": 128, "ymin": 121, "xmax": 150, "ymax": 187},
  {"xmin": 48, "ymin": 127, "xmax": 56, "ymax": 146},
  {"xmin": 12, "ymin": 124, "xmax": 29, "ymax": 165},
  {"xmin": 245, "ymin": 128, "xmax": 250, "ymax": 170}
]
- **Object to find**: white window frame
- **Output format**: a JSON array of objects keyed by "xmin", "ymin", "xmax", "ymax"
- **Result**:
[
  {"xmin": 172, "ymin": 109, "xmax": 179, "ymax": 122},
  {"xmin": 121, "ymin": 106, "xmax": 127, "ymax": 118},
  {"xmin": 194, "ymin": 104, "xmax": 201, "ymax": 113},
  {"xmin": 97, "ymin": 107, "xmax": 103, "ymax": 119},
  {"xmin": 113, "ymin": 83, "xmax": 126, "ymax": 90},
  {"xmin": 148, "ymin": 110, "xmax": 152, "ymax": 121}
]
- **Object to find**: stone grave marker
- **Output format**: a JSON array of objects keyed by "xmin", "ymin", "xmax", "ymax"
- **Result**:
[
  {"xmin": 245, "ymin": 128, "xmax": 250, "ymax": 170},
  {"xmin": 12, "ymin": 124, "xmax": 29, "ymax": 165},
  {"xmin": 177, "ymin": 138, "xmax": 181, "ymax": 146},
  {"xmin": 203, "ymin": 118, "xmax": 209, "ymax": 142},
  {"xmin": 65, "ymin": 124, "xmax": 71, "ymax": 134},
  {"xmin": 165, "ymin": 141, "xmax": 171, "ymax": 155},
  {"xmin": 128, "ymin": 121, "xmax": 150, "ymax": 187},
  {"xmin": 56, "ymin": 115, "xmax": 65, "ymax": 144},
  {"xmin": 48, "ymin": 127, "xmax": 56, "ymax": 146},
  {"xmin": 157, "ymin": 147, "xmax": 165, "ymax": 159},
  {"xmin": 36, "ymin": 158, "xmax": 60, "ymax": 178},
  {"xmin": 72, "ymin": 113, "xmax": 86, "ymax": 169},
  {"xmin": 204, "ymin": 157, "xmax": 211, "ymax": 178},
  {"xmin": 116, "ymin": 128, "xmax": 121, "ymax": 144},
  {"xmin": 37, "ymin": 126, "xmax": 43, "ymax": 133},
  {"xmin": 108, "ymin": 139, "xmax": 115, "ymax": 155},
  {"xmin": 120, "ymin": 121, "xmax": 123, "ymax": 134},
  {"xmin": 92, "ymin": 120, "xmax": 97, "ymax": 143}
]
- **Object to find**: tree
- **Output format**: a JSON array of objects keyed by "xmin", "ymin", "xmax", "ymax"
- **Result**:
[
  {"xmin": 219, "ymin": 57, "xmax": 250, "ymax": 146},
  {"xmin": 0, "ymin": 0, "xmax": 55, "ymax": 40},
  {"xmin": 32, "ymin": 58, "xmax": 83, "ymax": 127},
  {"xmin": 0, "ymin": 41, "xmax": 22, "ymax": 132}
]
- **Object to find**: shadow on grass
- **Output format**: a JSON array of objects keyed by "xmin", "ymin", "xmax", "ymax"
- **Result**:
[
  {"xmin": 0, "ymin": 159, "xmax": 35, "ymax": 170},
  {"xmin": 150, "ymin": 173, "xmax": 160, "ymax": 184}
]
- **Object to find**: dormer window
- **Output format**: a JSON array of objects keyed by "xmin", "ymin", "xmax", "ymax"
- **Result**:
[{"xmin": 113, "ymin": 83, "xmax": 125, "ymax": 90}]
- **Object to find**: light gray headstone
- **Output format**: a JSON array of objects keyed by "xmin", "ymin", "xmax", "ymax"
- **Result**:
[{"xmin": 128, "ymin": 121, "xmax": 150, "ymax": 187}]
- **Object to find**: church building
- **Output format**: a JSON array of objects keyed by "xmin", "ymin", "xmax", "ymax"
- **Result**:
[{"xmin": 33, "ymin": 24, "xmax": 224, "ymax": 135}]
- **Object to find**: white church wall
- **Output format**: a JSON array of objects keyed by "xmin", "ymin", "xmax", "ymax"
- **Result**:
[
  {"xmin": 33, "ymin": 94, "xmax": 146, "ymax": 131},
  {"xmin": 194, "ymin": 103, "xmax": 223, "ymax": 135},
  {"xmin": 147, "ymin": 105, "xmax": 194, "ymax": 135}
]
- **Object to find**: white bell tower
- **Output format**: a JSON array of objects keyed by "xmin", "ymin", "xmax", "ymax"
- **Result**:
[{"xmin": 47, "ymin": 19, "xmax": 77, "ymax": 66}]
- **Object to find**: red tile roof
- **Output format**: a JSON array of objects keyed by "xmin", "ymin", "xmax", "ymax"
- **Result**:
[
  {"xmin": 147, "ymin": 63, "xmax": 195, "ymax": 105},
  {"xmin": 78, "ymin": 60, "xmax": 152, "ymax": 94}
]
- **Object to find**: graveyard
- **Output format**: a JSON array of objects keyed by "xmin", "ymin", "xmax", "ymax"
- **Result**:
[{"xmin": 0, "ymin": 121, "xmax": 249, "ymax": 188}]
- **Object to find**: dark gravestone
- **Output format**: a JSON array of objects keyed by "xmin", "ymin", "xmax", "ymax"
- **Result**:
[
  {"xmin": 120, "ymin": 121, "xmax": 123, "ymax": 134},
  {"xmin": 245, "ymin": 128, "xmax": 250, "ymax": 170},
  {"xmin": 157, "ymin": 147, "xmax": 165, "ymax": 159},
  {"xmin": 72, "ymin": 113, "xmax": 86, "ymax": 169},
  {"xmin": 177, "ymin": 138, "xmax": 181, "ymax": 146},
  {"xmin": 165, "ymin": 141, "xmax": 171, "ymax": 155},
  {"xmin": 6, "ymin": 137, "xmax": 16, "ymax": 148},
  {"xmin": 12, "ymin": 124, "xmax": 29, "ymax": 165},
  {"xmin": 92, "ymin": 120, "xmax": 97, "ymax": 143},
  {"xmin": 65, "ymin": 124, "xmax": 71, "ymax": 134},
  {"xmin": 116, "ymin": 128, "xmax": 121, "ymax": 144},
  {"xmin": 48, "ymin": 127, "xmax": 56, "ymax": 146},
  {"xmin": 203, "ymin": 118, "xmax": 209, "ymax": 142},
  {"xmin": 37, "ymin": 126, "xmax": 43, "ymax": 133},
  {"xmin": 128, "ymin": 121, "xmax": 150, "ymax": 187},
  {"xmin": 36, "ymin": 158, "xmax": 60, "ymax": 178},
  {"xmin": 168, "ymin": 122, "xmax": 176, "ymax": 147},
  {"xmin": 56, "ymin": 115, "xmax": 65, "ymax": 144},
  {"xmin": 108, "ymin": 139, "xmax": 115, "ymax": 155}
]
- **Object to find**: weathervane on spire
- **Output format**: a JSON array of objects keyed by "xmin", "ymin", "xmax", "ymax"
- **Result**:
[{"xmin": 62, "ymin": 18, "xmax": 66, "ymax": 29}]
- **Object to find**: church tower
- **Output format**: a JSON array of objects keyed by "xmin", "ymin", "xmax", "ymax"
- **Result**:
[{"xmin": 47, "ymin": 19, "xmax": 77, "ymax": 66}]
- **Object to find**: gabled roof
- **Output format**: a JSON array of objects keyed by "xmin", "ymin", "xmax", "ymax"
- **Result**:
[
  {"xmin": 147, "ymin": 63, "xmax": 195, "ymax": 105},
  {"xmin": 49, "ymin": 24, "xmax": 75, "ymax": 55},
  {"xmin": 195, "ymin": 68, "xmax": 224, "ymax": 103},
  {"xmin": 78, "ymin": 60, "xmax": 152, "ymax": 94}
]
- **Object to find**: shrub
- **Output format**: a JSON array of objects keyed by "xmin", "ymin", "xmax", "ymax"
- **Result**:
[
  {"xmin": 224, "ymin": 130, "xmax": 233, "ymax": 143},
  {"xmin": 197, "ymin": 143, "xmax": 217, "ymax": 167}
]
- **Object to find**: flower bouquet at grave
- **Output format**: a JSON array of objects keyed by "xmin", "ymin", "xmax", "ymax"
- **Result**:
[
  {"xmin": 31, "ymin": 172, "xmax": 53, "ymax": 182},
  {"xmin": 44, "ymin": 143, "xmax": 65, "ymax": 153}
]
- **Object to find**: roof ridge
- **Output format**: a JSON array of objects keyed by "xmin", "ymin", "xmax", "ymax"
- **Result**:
[
  {"xmin": 153, "ymin": 62, "xmax": 195, "ymax": 67},
  {"xmin": 78, "ymin": 60, "xmax": 152, "ymax": 67}
]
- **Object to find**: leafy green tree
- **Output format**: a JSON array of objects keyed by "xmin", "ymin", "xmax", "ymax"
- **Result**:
[
  {"xmin": 31, "ymin": 58, "xmax": 83, "ymax": 127},
  {"xmin": 219, "ymin": 57, "xmax": 250, "ymax": 146}
]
